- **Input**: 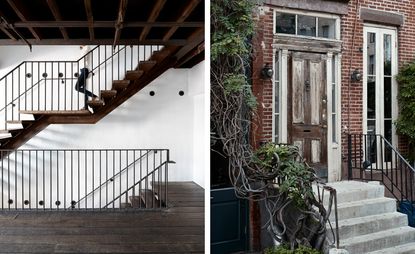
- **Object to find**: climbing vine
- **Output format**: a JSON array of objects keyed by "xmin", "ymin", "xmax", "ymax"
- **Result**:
[
  {"xmin": 211, "ymin": 0, "xmax": 333, "ymax": 251},
  {"xmin": 396, "ymin": 62, "xmax": 415, "ymax": 160}
]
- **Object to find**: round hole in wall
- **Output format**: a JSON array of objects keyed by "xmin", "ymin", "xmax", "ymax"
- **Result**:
[
  {"xmin": 24, "ymin": 200, "xmax": 29, "ymax": 205},
  {"xmin": 55, "ymin": 201, "xmax": 61, "ymax": 206},
  {"xmin": 8, "ymin": 199, "xmax": 13, "ymax": 204},
  {"xmin": 42, "ymin": 73, "xmax": 48, "ymax": 78},
  {"xmin": 179, "ymin": 91, "xmax": 184, "ymax": 96},
  {"xmin": 149, "ymin": 91, "xmax": 155, "ymax": 96},
  {"xmin": 39, "ymin": 200, "xmax": 44, "ymax": 206}
]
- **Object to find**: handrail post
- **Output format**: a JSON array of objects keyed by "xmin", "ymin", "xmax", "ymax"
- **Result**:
[{"xmin": 348, "ymin": 134, "xmax": 352, "ymax": 180}]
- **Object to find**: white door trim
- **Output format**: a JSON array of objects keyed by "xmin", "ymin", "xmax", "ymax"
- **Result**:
[{"xmin": 362, "ymin": 25, "xmax": 398, "ymax": 149}]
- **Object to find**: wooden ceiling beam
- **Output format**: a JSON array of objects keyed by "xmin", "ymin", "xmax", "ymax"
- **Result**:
[
  {"xmin": 0, "ymin": 27, "xmax": 17, "ymax": 40},
  {"xmin": 13, "ymin": 21, "xmax": 203, "ymax": 28},
  {"xmin": 163, "ymin": 0, "xmax": 200, "ymax": 41},
  {"xmin": 46, "ymin": 0, "xmax": 69, "ymax": 40},
  {"xmin": 139, "ymin": 0, "xmax": 166, "ymax": 41},
  {"xmin": 0, "ymin": 38, "xmax": 188, "ymax": 46},
  {"xmin": 84, "ymin": 0, "xmax": 94, "ymax": 40},
  {"xmin": 113, "ymin": 0, "xmax": 128, "ymax": 47},
  {"xmin": 0, "ymin": 11, "xmax": 16, "ymax": 40},
  {"xmin": 6, "ymin": 0, "xmax": 41, "ymax": 40},
  {"xmin": 175, "ymin": 28, "xmax": 204, "ymax": 60}
]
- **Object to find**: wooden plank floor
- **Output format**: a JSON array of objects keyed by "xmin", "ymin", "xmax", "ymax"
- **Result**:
[{"xmin": 0, "ymin": 182, "xmax": 204, "ymax": 253}]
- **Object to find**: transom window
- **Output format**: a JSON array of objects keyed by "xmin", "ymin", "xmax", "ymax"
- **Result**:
[{"xmin": 275, "ymin": 11, "xmax": 339, "ymax": 40}]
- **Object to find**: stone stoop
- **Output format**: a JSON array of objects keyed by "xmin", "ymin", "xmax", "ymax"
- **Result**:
[{"xmin": 321, "ymin": 181, "xmax": 415, "ymax": 254}]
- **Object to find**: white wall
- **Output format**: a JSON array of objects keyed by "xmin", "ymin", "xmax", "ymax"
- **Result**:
[{"xmin": 0, "ymin": 46, "xmax": 205, "ymax": 193}]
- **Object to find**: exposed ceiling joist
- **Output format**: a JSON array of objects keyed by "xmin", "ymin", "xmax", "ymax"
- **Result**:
[
  {"xmin": 163, "ymin": 0, "xmax": 200, "ymax": 41},
  {"xmin": 6, "ymin": 0, "xmax": 41, "ymax": 40},
  {"xmin": 139, "ymin": 0, "xmax": 166, "ymax": 41},
  {"xmin": 12, "ymin": 21, "xmax": 204, "ymax": 28},
  {"xmin": 113, "ymin": 0, "xmax": 128, "ymax": 47},
  {"xmin": 46, "ymin": 0, "xmax": 69, "ymax": 40},
  {"xmin": 0, "ymin": 38, "xmax": 189, "ymax": 46},
  {"xmin": 84, "ymin": 0, "xmax": 94, "ymax": 40}
]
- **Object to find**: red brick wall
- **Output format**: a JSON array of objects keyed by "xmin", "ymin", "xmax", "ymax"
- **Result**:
[
  {"xmin": 252, "ymin": 1, "xmax": 415, "ymax": 153},
  {"xmin": 340, "ymin": 0, "xmax": 415, "ymax": 156},
  {"xmin": 252, "ymin": 6, "xmax": 275, "ymax": 149}
]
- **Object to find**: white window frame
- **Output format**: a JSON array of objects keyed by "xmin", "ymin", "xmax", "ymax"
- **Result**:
[
  {"xmin": 362, "ymin": 24, "xmax": 398, "ymax": 162},
  {"xmin": 273, "ymin": 8, "xmax": 341, "ymax": 41}
]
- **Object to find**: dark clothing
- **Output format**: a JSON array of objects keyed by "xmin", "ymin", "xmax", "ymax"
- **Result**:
[{"xmin": 75, "ymin": 68, "xmax": 97, "ymax": 105}]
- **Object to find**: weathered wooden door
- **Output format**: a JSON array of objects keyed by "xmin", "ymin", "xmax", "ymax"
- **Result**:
[{"xmin": 288, "ymin": 52, "xmax": 327, "ymax": 173}]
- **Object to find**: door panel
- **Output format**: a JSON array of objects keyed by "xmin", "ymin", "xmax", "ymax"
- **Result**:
[
  {"xmin": 288, "ymin": 52, "xmax": 327, "ymax": 170},
  {"xmin": 211, "ymin": 188, "xmax": 248, "ymax": 254}
]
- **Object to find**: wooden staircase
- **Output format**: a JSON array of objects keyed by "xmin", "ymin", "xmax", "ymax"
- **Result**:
[{"xmin": 0, "ymin": 45, "xmax": 180, "ymax": 150}]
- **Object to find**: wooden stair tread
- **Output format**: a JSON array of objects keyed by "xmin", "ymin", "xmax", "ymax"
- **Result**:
[
  {"xmin": 125, "ymin": 70, "xmax": 144, "ymax": 80},
  {"xmin": 6, "ymin": 120, "xmax": 23, "ymax": 124},
  {"xmin": 87, "ymin": 99, "xmax": 104, "ymax": 107},
  {"xmin": 112, "ymin": 80, "xmax": 130, "ymax": 91},
  {"xmin": 20, "ymin": 110, "xmax": 91, "ymax": 115},
  {"xmin": 151, "ymin": 49, "xmax": 171, "ymax": 62},
  {"xmin": 129, "ymin": 196, "xmax": 146, "ymax": 208},
  {"xmin": 139, "ymin": 190, "xmax": 160, "ymax": 208},
  {"xmin": 138, "ymin": 61, "xmax": 157, "ymax": 72},
  {"xmin": 100, "ymin": 90, "xmax": 117, "ymax": 99}
]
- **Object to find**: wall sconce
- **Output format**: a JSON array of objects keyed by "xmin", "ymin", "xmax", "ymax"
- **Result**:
[
  {"xmin": 261, "ymin": 63, "xmax": 273, "ymax": 79},
  {"xmin": 351, "ymin": 69, "xmax": 362, "ymax": 82}
]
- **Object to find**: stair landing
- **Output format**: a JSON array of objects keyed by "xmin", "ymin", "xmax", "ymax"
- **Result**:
[
  {"xmin": 323, "ymin": 181, "xmax": 415, "ymax": 254},
  {"xmin": 0, "ymin": 181, "xmax": 204, "ymax": 253}
]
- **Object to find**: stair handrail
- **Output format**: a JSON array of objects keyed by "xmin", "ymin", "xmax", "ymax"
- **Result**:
[
  {"xmin": 71, "ymin": 149, "xmax": 153, "ymax": 208},
  {"xmin": 103, "ymin": 160, "xmax": 174, "ymax": 209},
  {"xmin": 348, "ymin": 133, "xmax": 415, "ymax": 203},
  {"xmin": 0, "ymin": 46, "xmax": 127, "ymax": 115},
  {"xmin": 381, "ymin": 134, "xmax": 415, "ymax": 173}
]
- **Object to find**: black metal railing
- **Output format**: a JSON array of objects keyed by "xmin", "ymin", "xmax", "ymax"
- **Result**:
[
  {"xmin": 0, "ymin": 148, "xmax": 171, "ymax": 210},
  {"xmin": 0, "ymin": 44, "xmax": 162, "ymax": 130},
  {"xmin": 348, "ymin": 133, "xmax": 415, "ymax": 204}
]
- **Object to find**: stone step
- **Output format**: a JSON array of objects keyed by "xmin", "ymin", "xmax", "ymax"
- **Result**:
[
  {"xmin": 340, "ymin": 226, "xmax": 415, "ymax": 254},
  {"xmin": 322, "ymin": 181, "xmax": 384, "ymax": 205},
  {"xmin": 367, "ymin": 242, "xmax": 415, "ymax": 254},
  {"xmin": 332, "ymin": 197, "xmax": 396, "ymax": 220},
  {"xmin": 329, "ymin": 212, "xmax": 407, "ymax": 239}
]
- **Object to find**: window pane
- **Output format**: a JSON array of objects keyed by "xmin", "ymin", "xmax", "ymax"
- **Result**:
[
  {"xmin": 367, "ymin": 78, "xmax": 376, "ymax": 119},
  {"xmin": 384, "ymin": 120, "xmax": 392, "ymax": 162},
  {"xmin": 367, "ymin": 32, "xmax": 376, "ymax": 75},
  {"xmin": 297, "ymin": 15, "xmax": 316, "ymax": 37},
  {"xmin": 274, "ymin": 114, "xmax": 279, "ymax": 143},
  {"xmin": 384, "ymin": 77, "xmax": 391, "ymax": 118},
  {"xmin": 275, "ymin": 13, "xmax": 295, "ymax": 34},
  {"xmin": 318, "ymin": 17, "xmax": 336, "ymax": 39},
  {"xmin": 332, "ymin": 115, "xmax": 336, "ymax": 142},
  {"xmin": 384, "ymin": 34, "xmax": 392, "ymax": 76}
]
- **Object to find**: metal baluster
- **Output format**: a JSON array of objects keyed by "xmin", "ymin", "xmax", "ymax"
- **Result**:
[
  {"xmin": 113, "ymin": 150, "xmax": 115, "ymax": 209},
  {"xmin": 92, "ymin": 150, "xmax": 94, "ymax": 210},
  {"xmin": 36, "ymin": 150, "xmax": 38, "ymax": 209},
  {"xmin": 126, "ymin": 150, "xmax": 128, "ymax": 205},
  {"xmin": 64, "ymin": 151, "xmax": 66, "ymax": 210},
  {"xmin": 21, "ymin": 151, "xmax": 24, "ymax": 209},
  {"xmin": 99, "ymin": 150, "xmax": 102, "ymax": 210},
  {"xmin": 85, "ymin": 150, "xmax": 87, "ymax": 209},
  {"xmin": 57, "ymin": 150, "xmax": 59, "ymax": 209},
  {"xmin": 7, "ymin": 152, "xmax": 10, "ymax": 210},
  {"xmin": 119, "ymin": 150, "xmax": 121, "ymax": 209},
  {"xmin": 1, "ymin": 151, "xmax": 3, "ymax": 210},
  {"xmin": 106, "ymin": 150, "xmax": 108, "ymax": 209}
]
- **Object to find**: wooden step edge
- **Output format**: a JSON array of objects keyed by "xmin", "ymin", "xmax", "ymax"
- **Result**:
[
  {"xmin": 125, "ymin": 70, "xmax": 144, "ymax": 80},
  {"xmin": 151, "ymin": 49, "xmax": 171, "ymax": 62},
  {"xmin": 20, "ymin": 110, "xmax": 91, "ymax": 115},
  {"xmin": 138, "ymin": 61, "xmax": 157, "ymax": 72},
  {"xmin": 87, "ymin": 99, "xmax": 105, "ymax": 107},
  {"xmin": 100, "ymin": 90, "xmax": 117, "ymax": 99}
]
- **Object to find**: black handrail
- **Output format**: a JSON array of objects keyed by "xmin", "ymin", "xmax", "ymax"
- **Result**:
[
  {"xmin": 103, "ymin": 161, "xmax": 169, "ymax": 209},
  {"xmin": 348, "ymin": 133, "xmax": 415, "ymax": 204},
  {"xmin": 72, "ymin": 149, "xmax": 153, "ymax": 208},
  {"xmin": 0, "ymin": 148, "xmax": 170, "ymax": 210}
]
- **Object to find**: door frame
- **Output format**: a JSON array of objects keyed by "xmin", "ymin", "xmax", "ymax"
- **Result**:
[
  {"xmin": 273, "ymin": 47, "xmax": 342, "ymax": 181},
  {"xmin": 362, "ymin": 24, "xmax": 398, "ymax": 161}
]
